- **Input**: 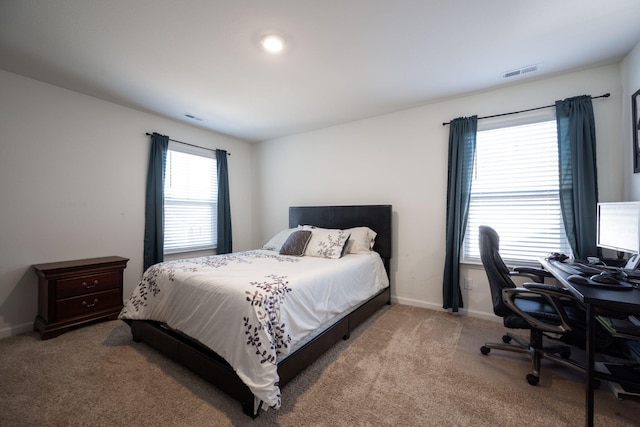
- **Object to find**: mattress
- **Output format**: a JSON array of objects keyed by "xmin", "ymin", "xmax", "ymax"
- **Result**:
[{"xmin": 119, "ymin": 249, "xmax": 389, "ymax": 409}]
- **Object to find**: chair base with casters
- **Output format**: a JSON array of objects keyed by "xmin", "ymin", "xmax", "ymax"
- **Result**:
[{"xmin": 480, "ymin": 329, "xmax": 586, "ymax": 386}]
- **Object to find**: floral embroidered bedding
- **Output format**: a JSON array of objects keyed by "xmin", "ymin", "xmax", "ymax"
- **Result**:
[{"xmin": 119, "ymin": 249, "xmax": 389, "ymax": 409}]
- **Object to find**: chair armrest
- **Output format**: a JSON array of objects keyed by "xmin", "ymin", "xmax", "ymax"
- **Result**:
[
  {"xmin": 522, "ymin": 283, "xmax": 574, "ymax": 297},
  {"xmin": 502, "ymin": 286, "xmax": 573, "ymax": 334},
  {"xmin": 510, "ymin": 266, "xmax": 553, "ymax": 283}
]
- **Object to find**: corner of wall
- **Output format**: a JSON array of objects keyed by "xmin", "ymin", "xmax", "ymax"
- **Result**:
[{"xmin": 622, "ymin": 41, "xmax": 640, "ymax": 200}]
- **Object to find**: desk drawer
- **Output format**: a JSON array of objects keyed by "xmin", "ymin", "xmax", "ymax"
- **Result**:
[
  {"xmin": 57, "ymin": 271, "xmax": 121, "ymax": 299},
  {"xmin": 56, "ymin": 289, "xmax": 121, "ymax": 319}
]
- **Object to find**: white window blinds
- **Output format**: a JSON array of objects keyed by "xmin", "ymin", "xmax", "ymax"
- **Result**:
[
  {"xmin": 163, "ymin": 142, "xmax": 217, "ymax": 254},
  {"xmin": 463, "ymin": 118, "xmax": 572, "ymax": 265}
]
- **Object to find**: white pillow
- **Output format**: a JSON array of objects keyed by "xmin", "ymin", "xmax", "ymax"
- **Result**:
[
  {"xmin": 302, "ymin": 227, "xmax": 351, "ymax": 259},
  {"xmin": 343, "ymin": 227, "xmax": 377, "ymax": 254},
  {"xmin": 263, "ymin": 228, "xmax": 298, "ymax": 251}
]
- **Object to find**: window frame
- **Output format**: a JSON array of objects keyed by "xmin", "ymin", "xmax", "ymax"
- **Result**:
[
  {"xmin": 163, "ymin": 141, "xmax": 218, "ymax": 255},
  {"xmin": 462, "ymin": 111, "xmax": 573, "ymax": 266}
]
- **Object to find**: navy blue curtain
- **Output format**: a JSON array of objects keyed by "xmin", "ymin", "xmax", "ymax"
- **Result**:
[
  {"xmin": 555, "ymin": 96, "xmax": 598, "ymax": 260},
  {"xmin": 443, "ymin": 116, "xmax": 477, "ymax": 312},
  {"xmin": 216, "ymin": 149, "xmax": 232, "ymax": 254},
  {"xmin": 143, "ymin": 133, "xmax": 168, "ymax": 271}
]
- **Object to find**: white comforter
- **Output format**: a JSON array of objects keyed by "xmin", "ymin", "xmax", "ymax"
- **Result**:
[{"xmin": 119, "ymin": 250, "xmax": 389, "ymax": 409}]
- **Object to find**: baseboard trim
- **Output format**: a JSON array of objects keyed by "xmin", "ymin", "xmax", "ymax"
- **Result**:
[
  {"xmin": 394, "ymin": 296, "xmax": 443, "ymax": 311},
  {"xmin": 393, "ymin": 296, "xmax": 499, "ymax": 323},
  {"xmin": 0, "ymin": 322, "xmax": 33, "ymax": 339}
]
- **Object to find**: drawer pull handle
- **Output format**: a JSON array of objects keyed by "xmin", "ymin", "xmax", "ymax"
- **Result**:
[
  {"xmin": 81, "ymin": 298, "xmax": 99, "ymax": 308},
  {"xmin": 82, "ymin": 280, "xmax": 99, "ymax": 289}
]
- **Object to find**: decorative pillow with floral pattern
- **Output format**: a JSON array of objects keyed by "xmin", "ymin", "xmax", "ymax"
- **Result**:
[{"xmin": 303, "ymin": 227, "xmax": 351, "ymax": 259}]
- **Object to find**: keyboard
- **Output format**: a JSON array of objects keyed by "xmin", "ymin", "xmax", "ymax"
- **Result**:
[
  {"xmin": 550, "ymin": 260, "xmax": 604, "ymax": 276},
  {"xmin": 550, "ymin": 260, "xmax": 640, "ymax": 280},
  {"xmin": 550, "ymin": 261, "xmax": 581, "ymax": 275}
]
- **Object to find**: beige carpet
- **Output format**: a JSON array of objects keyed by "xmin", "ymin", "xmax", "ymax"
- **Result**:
[{"xmin": 1, "ymin": 304, "xmax": 639, "ymax": 426}]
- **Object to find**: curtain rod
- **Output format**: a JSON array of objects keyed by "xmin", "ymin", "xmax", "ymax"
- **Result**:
[
  {"xmin": 441, "ymin": 93, "xmax": 610, "ymax": 126},
  {"xmin": 145, "ymin": 133, "xmax": 230, "ymax": 155}
]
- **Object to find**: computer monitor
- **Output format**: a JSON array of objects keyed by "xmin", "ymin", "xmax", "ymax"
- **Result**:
[{"xmin": 596, "ymin": 202, "xmax": 640, "ymax": 270}]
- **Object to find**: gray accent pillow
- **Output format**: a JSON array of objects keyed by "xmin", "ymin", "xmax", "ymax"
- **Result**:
[{"xmin": 279, "ymin": 230, "xmax": 313, "ymax": 256}]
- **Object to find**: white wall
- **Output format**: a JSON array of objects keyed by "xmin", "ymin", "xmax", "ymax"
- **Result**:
[
  {"xmin": 1, "ymin": 55, "xmax": 634, "ymax": 337},
  {"xmin": 622, "ymin": 40, "xmax": 640, "ymax": 200},
  {"xmin": 0, "ymin": 70, "xmax": 254, "ymax": 337},
  {"xmin": 254, "ymin": 64, "xmax": 624, "ymax": 319}
]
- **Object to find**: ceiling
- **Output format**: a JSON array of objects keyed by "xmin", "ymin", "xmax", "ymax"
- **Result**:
[{"xmin": 2, "ymin": 1, "xmax": 640, "ymax": 143}]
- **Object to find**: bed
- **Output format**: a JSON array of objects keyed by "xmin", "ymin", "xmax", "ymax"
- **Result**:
[{"xmin": 121, "ymin": 205, "xmax": 392, "ymax": 417}]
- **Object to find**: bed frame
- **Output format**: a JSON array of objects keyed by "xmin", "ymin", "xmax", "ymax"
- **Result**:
[{"xmin": 126, "ymin": 205, "xmax": 392, "ymax": 417}]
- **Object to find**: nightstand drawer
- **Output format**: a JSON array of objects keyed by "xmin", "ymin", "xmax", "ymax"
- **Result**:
[
  {"xmin": 56, "ymin": 289, "xmax": 122, "ymax": 319},
  {"xmin": 57, "ymin": 271, "xmax": 121, "ymax": 299}
]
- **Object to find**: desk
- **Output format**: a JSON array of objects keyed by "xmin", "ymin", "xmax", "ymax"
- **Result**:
[{"xmin": 540, "ymin": 258, "xmax": 640, "ymax": 427}]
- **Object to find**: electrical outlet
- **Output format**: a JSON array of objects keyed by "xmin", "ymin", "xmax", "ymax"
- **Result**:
[{"xmin": 464, "ymin": 277, "xmax": 473, "ymax": 290}]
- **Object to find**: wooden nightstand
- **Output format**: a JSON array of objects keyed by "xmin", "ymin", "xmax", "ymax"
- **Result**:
[{"xmin": 33, "ymin": 256, "xmax": 129, "ymax": 340}]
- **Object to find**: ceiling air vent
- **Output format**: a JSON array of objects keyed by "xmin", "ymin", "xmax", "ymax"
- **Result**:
[
  {"xmin": 502, "ymin": 64, "xmax": 541, "ymax": 79},
  {"xmin": 185, "ymin": 113, "xmax": 204, "ymax": 122}
]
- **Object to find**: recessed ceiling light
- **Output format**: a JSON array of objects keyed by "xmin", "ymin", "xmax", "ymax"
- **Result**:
[{"xmin": 260, "ymin": 34, "xmax": 286, "ymax": 54}]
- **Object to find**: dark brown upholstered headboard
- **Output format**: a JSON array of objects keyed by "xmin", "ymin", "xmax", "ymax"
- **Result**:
[{"xmin": 288, "ymin": 205, "xmax": 392, "ymax": 273}]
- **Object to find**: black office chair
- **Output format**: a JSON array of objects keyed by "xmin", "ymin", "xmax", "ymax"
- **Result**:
[{"xmin": 478, "ymin": 225, "xmax": 588, "ymax": 385}]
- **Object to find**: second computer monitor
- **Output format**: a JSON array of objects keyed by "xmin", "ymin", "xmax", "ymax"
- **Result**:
[{"xmin": 596, "ymin": 201, "xmax": 640, "ymax": 270}]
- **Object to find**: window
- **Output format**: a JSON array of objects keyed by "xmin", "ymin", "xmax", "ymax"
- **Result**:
[
  {"xmin": 163, "ymin": 142, "xmax": 217, "ymax": 254},
  {"xmin": 463, "ymin": 116, "xmax": 572, "ymax": 265}
]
